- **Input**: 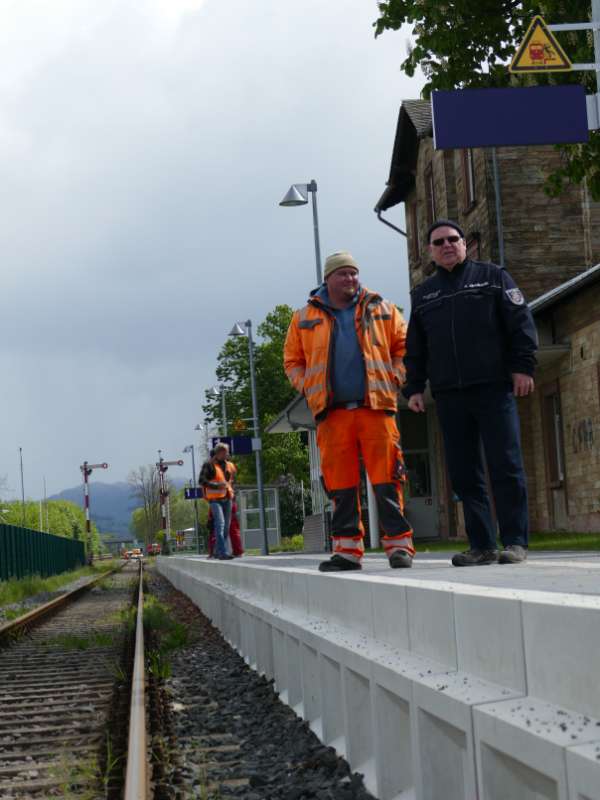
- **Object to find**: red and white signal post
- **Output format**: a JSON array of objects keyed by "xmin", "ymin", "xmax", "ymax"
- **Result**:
[
  {"xmin": 80, "ymin": 461, "xmax": 109, "ymax": 555},
  {"xmin": 155, "ymin": 455, "xmax": 184, "ymax": 547}
]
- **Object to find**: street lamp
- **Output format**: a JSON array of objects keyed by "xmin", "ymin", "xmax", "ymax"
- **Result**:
[
  {"xmin": 183, "ymin": 444, "xmax": 202, "ymax": 554},
  {"xmin": 279, "ymin": 179, "xmax": 323, "ymax": 286},
  {"xmin": 228, "ymin": 319, "xmax": 269, "ymax": 556},
  {"xmin": 207, "ymin": 385, "xmax": 228, "ymax": 436}
]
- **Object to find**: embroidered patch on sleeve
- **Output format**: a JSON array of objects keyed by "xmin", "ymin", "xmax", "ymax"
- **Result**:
[{"xmin": 505, "ymin": 288, "xmax": 525, "ymax": 305}]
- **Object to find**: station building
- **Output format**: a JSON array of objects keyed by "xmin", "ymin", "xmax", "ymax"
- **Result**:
[{"xmin": 269, "ymin": 99, "xmax": 600, "ymax": 543}]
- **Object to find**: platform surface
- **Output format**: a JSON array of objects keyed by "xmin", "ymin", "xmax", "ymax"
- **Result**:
[{"xmin": 186, "ymin": 550, "xmax": 600, "ymax": 597}]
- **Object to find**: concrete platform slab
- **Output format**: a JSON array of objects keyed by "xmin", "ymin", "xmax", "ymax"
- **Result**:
[{"xmin": 158, "ymin": 551, "xmax": 600, "ymax": 800}]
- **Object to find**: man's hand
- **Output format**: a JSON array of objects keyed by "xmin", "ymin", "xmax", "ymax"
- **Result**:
[
  {"xmin": 408, "ymin": 393, "xmax": 426, "ymax": 412},
  {"xmin": 512, "ymin": 372, "xmax": 535, "ymax": 397}
]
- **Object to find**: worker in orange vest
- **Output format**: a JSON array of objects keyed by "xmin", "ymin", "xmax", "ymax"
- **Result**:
[
  {"xmin": 199, "ymin": 442, "xmax": 236, "ymax": 560},
  {"xmin": 284, "ymin": 251, "xmax": 415, "ymax": 571}
]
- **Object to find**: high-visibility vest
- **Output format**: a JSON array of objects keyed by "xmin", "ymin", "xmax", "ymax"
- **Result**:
[
  {"xmin": 204, "ymin": 462, "xmax": 229, "ymax": 501},
  {"xmin": 204, "ymin": 460, "xmax": 236, "ymax": 501},
  {"xmin": 283, "ymin": 286, "xmax": 407, "ymax": 420}
]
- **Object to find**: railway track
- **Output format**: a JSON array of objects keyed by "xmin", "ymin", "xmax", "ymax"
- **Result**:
[{"xmin": 0, "ymin": 563, "xmax": 142, "ymax": 799}]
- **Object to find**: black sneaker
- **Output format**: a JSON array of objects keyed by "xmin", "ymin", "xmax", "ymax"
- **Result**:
[
  {"xmin": 451, "ymin": 549, "xmax": 499, "ymax": 567},
  {"xmin": 498, "ymin": 545, "xmax": 527, "ymax": 564},
  {"xmin": 389, "ymin": 551, "xmax": 413, "ymax": 568},
  {"xmin": 318, "ymin": 555, "xmax": 362, "ymax": 572}
]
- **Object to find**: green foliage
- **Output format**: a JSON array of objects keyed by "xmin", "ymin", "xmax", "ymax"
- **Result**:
[
  {"xmin": 1, "ymin": 498, "xmax": 100, "ymax": 552},
  {"xmin": 374, "ymin": 0, "xmax": 600, "ymax": 199},
  {"xmin": 0, "ymin": 561, "xmax": 115, "ymax": 608},
  {"xmin": 203, "ymin": 304, "xmax": 309, "ymax": 486},
  {"xmin": 270, "ymin": 534, "xmax": 305, "ymax": 553}
]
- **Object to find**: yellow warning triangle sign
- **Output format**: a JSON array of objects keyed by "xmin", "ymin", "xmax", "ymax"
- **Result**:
[{"xmin": 510, "ymin": 15, "xmax": 572, "ymax": 73}]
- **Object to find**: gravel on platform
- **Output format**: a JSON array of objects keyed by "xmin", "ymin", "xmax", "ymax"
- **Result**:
[{"xmin": 147, "ymin": 569, "xmax": 378, "ymax": 800}]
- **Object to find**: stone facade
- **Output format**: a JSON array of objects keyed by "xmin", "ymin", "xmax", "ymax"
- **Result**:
[
  {"xmin": 528, "ymin": 283, "xmax": 600, "ymax": 532},
  {"xmin": 400, "ymin": 129, "xmax": 600, "ymax": 536},
  {"xmin": 405, "ymin": 141, "xmax": 600, "ymax": 302}
]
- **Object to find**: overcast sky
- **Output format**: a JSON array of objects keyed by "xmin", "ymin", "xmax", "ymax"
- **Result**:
[{"xmin": 0, "ymin": 0, "xmax": 423, "ymax": 500}]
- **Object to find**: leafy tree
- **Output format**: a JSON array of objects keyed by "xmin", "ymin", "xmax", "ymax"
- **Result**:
[
  {"xmin": 128, "ymin": 465, "xmax": 161, "ymax": 547},
  {"xmin": 374, "ymin": 1, "xmax": 600, "ymax": 198},
  {"xmin": 202, "ymin": 304, "xmax": 309, "ymax": 487},
  {"xmin": 0, "ymin": 499, "xmax": 99, "ymax": 553}
]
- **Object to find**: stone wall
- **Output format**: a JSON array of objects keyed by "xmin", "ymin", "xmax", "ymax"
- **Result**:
[
  {"xmin": 405, "ymin": 139, "xmax": 600, "ymax": 297},
  {"xmin": 530, "ymin": 283, "xmax": 600, "ymax": 532}
]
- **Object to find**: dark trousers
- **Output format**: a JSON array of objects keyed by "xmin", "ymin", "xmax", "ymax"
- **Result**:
[{"xmin": 435, "ymin": 383, "xmax": 529, "ymax": 550}]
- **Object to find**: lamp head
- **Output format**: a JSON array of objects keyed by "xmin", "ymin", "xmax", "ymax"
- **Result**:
[
  {"xmin": 229, "ymin": 322, "xmax": 246, "ymax": 337},
  {"xmin": 207, "ymin": 386, "xmax": 221, "ymax": 398},
  {"xmin": 279, "ymin": 184, "xmax": 308, "ymax": 207}
]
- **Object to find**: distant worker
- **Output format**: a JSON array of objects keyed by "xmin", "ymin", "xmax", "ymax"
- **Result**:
[
  {"xmin": 284, "ymin": 251, "xmax": 414, "ymax": 571},
  {"xmin": 199, "ymin": 443, "xmax": 236, "ymax": 560},
  {"xmin": 403, "ymin": 219, "xmax": 537, "ymax": 566}
]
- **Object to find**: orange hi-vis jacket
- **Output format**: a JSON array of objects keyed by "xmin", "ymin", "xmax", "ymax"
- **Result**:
[
  {"xmin": 284, "ymin": 287, "xmax": 407, "ymax": 419},
  {"xmin": 203, "ymin": 460, "xmax": 236, "ymax": 501}
]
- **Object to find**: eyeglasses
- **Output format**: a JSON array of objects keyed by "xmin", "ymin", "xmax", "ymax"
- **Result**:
[{"xmin": 431, "ymin": 235, "xmax": 461, "ymax": 246}]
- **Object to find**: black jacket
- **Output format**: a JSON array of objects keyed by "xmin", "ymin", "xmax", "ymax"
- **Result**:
[{"xmin": 402, "ymin": 260, "xmax": 538, "ymax": 398}]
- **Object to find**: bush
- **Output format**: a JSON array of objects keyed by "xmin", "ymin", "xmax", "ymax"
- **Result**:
[{"xmin": 271, "ymin": 535, "xmax": 304, "ymax": 553}]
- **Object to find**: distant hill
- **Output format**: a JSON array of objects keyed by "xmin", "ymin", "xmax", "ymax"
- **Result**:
[{"xmin": 49, "ymin": 479, "xmax": 186, "ymax": 536}]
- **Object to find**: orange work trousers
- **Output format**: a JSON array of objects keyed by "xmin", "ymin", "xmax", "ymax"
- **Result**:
[{"xmin": 316, "ymin": 407, "xmax": 414, "ymax": 563}]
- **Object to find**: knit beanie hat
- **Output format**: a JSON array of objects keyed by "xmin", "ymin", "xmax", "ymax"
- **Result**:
[{"xmin": 323, "ymin": 251, "xmax": 359, "ymax": 280}]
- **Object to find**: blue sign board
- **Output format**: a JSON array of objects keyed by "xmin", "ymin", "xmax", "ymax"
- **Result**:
[
  {"xmin": 432, "ymin": 85, "xmax": 588, "ymax": 150},
  {"xmin": 210, "ymin": 435, "xmax": 253, "ymax": 455},
  {"xmin": 184, "ymin": 487, "xmax": 203, "ymax": 500}
]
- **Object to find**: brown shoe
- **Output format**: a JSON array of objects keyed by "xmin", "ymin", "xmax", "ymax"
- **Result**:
[{"xmin": 498, "ymin": 545, "xmax": 527, "ymax": 564}]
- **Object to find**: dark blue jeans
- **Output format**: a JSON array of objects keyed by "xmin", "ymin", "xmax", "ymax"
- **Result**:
[
  {"xmin": 209, "ymin": 499, "xmax": 232, "ymax": 557},
  {"xmin": 435, "ymin": 383, "xmax": 529, "ymax": 550}
]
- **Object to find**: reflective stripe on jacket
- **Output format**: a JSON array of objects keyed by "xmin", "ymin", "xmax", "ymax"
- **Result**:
[{"xmin": 283, "ymin": 286, "xmax": 407, "ymax": 419}]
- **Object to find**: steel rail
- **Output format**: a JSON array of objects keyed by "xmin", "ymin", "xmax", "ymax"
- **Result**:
[
  {"xmin": 124, "ymin": 560, "xmax": 148, "ymax": 800},
  {"xmin": 0, "ymin": 562, "xmax": 125, "ymax": 643}
]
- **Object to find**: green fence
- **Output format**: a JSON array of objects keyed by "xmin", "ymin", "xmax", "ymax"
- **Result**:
[{"xmin": 0, "ymin": 524, "xmax": 86, "ymax": 581}]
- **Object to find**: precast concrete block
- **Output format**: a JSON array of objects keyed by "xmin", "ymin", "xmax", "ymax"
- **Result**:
[
  {"xmin": 301, "ymin": 642, "xmax": 323, "ymax": 738},
  {"xmin": 566, "ymin": 740, "xmax": 600, "ymax": 800},
  {"xmin": 283, "ymin": 570, "xmax": 310, "ymax": 619},
  {"xmin": 286, "ymin": 634, "xmax": 304, "ymax": 716},
  {"xmin": 453, "ymin": 589, "xmax": 527, "ymax": 692},
  {"xmin": 306, "ymin": 572, "xmax": 374, "ymax": 639},
  {"xmin": 412, "ymin": 671, "xmax": 520, "ymax": 800},
  {"xmin": 255, "ymin": 617, "xmax": 274, "ymax": 679},
  {"xmin": 474, "ymin": 697, "xmax": 600, "ymax": 800},
  {"xmin": 522, "ymin": 595, "xmax": 600, "ymax": 717},
  {"xmin": 370, "ymin": 651, "xmax": 449, "ymax": 800},
  {"xmin": 272, "ymin": 623, "xmax": 289, "ymax": 702},
  {"xmin": 344, "ymin": 665, "xmax": 376, "ymax": 793},
  {"xmin": 370, "ymin": 579, "xmax": 410, "ymax": 652},
  {"xmin": 406, "ymin": 585, "xmax": 457, "ymax": 668},
  {"xmin": 321, "ymin": 653, "xmax": 345, "ymax": 756}
]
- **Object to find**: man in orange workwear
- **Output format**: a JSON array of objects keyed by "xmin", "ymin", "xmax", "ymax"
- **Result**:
[{"xmin": 284, "ymin": 251, "xmax": 415, "ymax": 571}]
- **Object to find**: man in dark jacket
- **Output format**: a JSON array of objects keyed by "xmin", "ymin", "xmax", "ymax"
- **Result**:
[{"xmin": 403, "ymin": 219, "xmax": 537, "ymax": 566}]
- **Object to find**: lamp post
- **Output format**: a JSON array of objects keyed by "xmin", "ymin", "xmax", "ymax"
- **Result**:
[
  {"xmin": 279, "ymin": 179, "xmax": 323, "ymax": 285},
  {"xmin": 183, "ymin": 444, "xmax": 201, "ymax": 554},
  {"xmin": 229, "ymin": 319, "xmax": 269, "ymax": 555},
  {"xmin": 208, "ymin": 385, "xmax": 228, "ymax": 436},
  {"xmin": 18, "ymin": 447, "xmax": 25, "ymax": 528}
]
